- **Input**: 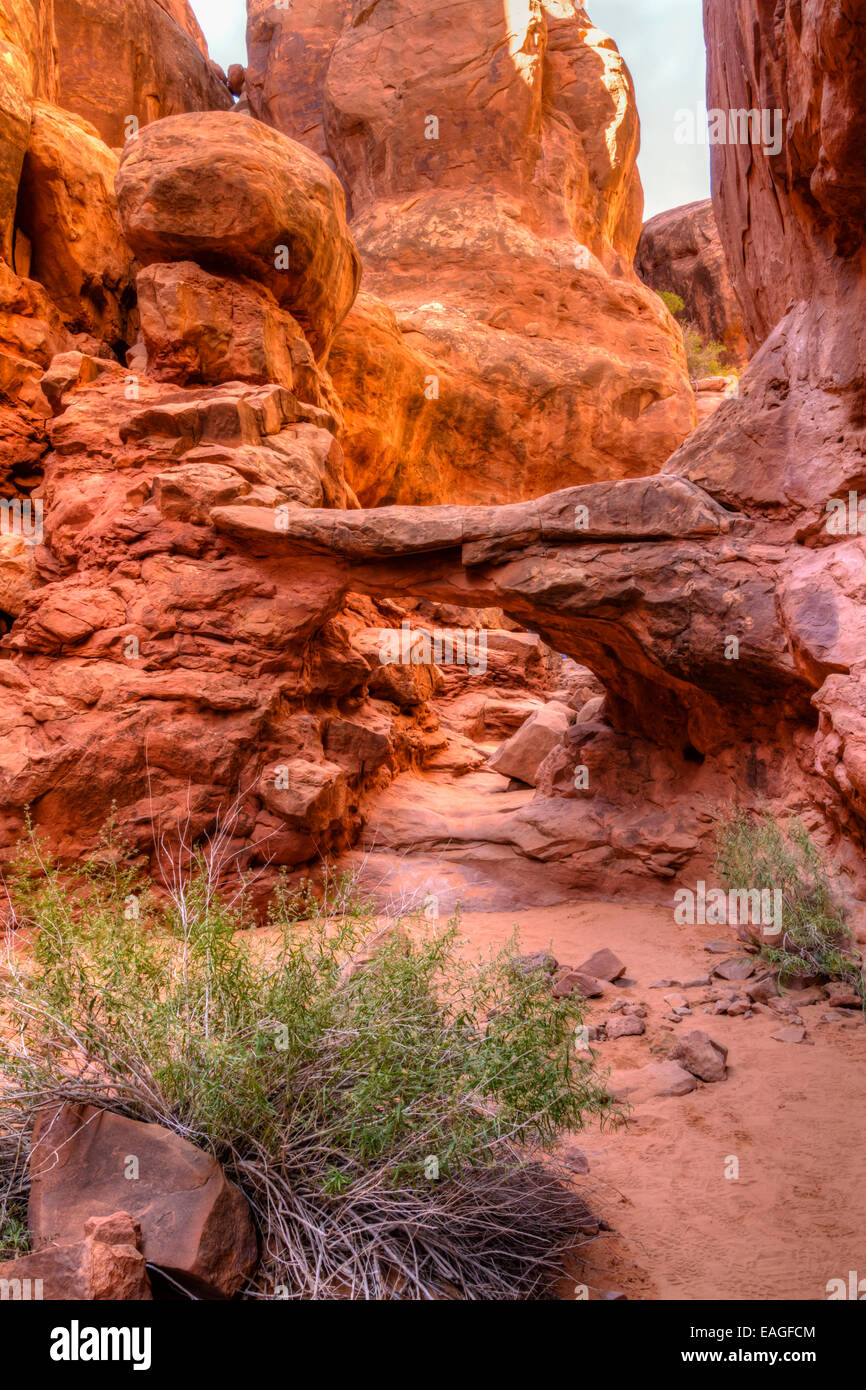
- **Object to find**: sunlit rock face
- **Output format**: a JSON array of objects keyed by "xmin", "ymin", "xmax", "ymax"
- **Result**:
[{"xmin": 246, "ymin": 0, "xmax": 696, "ymax": 507}]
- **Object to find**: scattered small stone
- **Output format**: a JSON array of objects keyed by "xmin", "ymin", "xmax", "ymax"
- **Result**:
[
  {"xmin": 622, "ymin": 1002, "xmax": 647, "ymax": 1017},
  {"xmin": 670, "ymin": 1029, "xmax": 728, "ymax": 1082},
  {"xmin": 562, "ymin": 1146, "xmax": 590, "ymax": 1174},
  {"xmin": 608, "ymin": 999, "xmax": 625, "ymax": 1013},
  {"xmin": 704, "ymin": 941, "xmax": 741, "ymax": 954},
  {"xmin": 576, "ymin": 947, "xmax": 626, "ymax": 982},
  {"xmin": 682, "ymin": 975, "xmax": 711, "ymax": 988},
  {"xmin": 605, "ymin": 1061, "xmax": 697, "ymax": 1100},
  {"xmin": 673, "ymin": 1005, "xmax": 692, "ymax": 1016},
  {"xmin": 552, "ymin": 969, "xmax": 606, "ymax": 999},
  {"xmin": 825, "ymin": 983, "xmax": 862, "ymax": 1009},
  {"xmin": 712, "ymin": 958, "xmax": 756, "ymax": 982},
  {"xmin": 752, "ymin": 1002, "xmax": 775, "ymax": 1016},
  {"xmin": 723, "ymin": 997, "xmax": 750, "ymax": 1016},
  {"xmin": 744, "ymin": 973, "xmax": 779, "ymax": 1003},
  {"xmin": 784, "ymin": 972, "xmax": 825, "ymax": 991},
  {"xmin": 649, "ymin": 978, "xmax": 678, "ymax": 989},
  {"xmin": 512, "ymin": 951, "xmax": 558, "ymax": 977},
  {"xmin": 663, "ymin": 992, "xmax": 689, "ymax": 1009},
  {"xmin": 771, "ymin": 1024, "xmax": 806, "ymax": 1044},
  {"xmin": 769, "ymin": 997, "xmax": 801, "ymax": 1016},
  {"xmin": 605, "ymin": 1014, "xmax": 646, "ymax": 1039}
]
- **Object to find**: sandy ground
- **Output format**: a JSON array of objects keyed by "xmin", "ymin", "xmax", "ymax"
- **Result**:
[{"xmin": 458, "ymin": 900, "xmax": 866, "ymax": 1302}]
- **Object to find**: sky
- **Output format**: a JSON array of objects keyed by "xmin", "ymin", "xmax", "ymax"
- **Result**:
[{"xmin": 189, "ymin": 0, "xmax": 710, "ymax": 221}]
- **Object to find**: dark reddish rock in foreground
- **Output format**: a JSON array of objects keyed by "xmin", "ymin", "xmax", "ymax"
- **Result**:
[{"xmin": 29, "ymin": 1105, "xmax": 258, "ymax": 1298}]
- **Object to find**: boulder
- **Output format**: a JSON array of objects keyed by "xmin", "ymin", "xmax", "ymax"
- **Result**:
[
  {"xmin": 712, "ymin": 958, "xmax": 756, "ymax": 982},
  {"xmin": 771, "ymin": 1025, "xmax": 807, "ymax": 1045},
  {"xmin": 552, "ymin": 970, "xmax": 605, "ymax": 1000},
  {"xmin": 487, "ymin": 704, "xmax": 572, "ymax": 787},
  {"xmin": 28, "ymin": 1104, "xmax": 258, "ymax": 1298},
  {"xmin": 605, "ymin": 1061, "xmax": 698, "ymax": 1101},
  {"xmin": 575, "ymin": 948, "xmax": 627, "ymax": 983},
  {"xmin": 604, "ymin": 1014, "xmax": 645, "ymax": 1039},
  {"xmin": 669, "ymin": 1029, "xmax": 728, "ymax": 1083},
  {"xmin": 136, "ymin": 261, "xmax": 329, "ymax": 394},
  {"xmin": 824, "ymin": 982, "xmax": 861, "ymax": 1010},
  {"xmin": 0, "ymin": 1210, "xmax": 152, "ymax": 1300},
  {"xmin": 510, "ymin": 950, "xmax": 558, "ymax": 978},
  {"xmin": 226, "ymin": 64, "xmax": 245, "ymax": 97},
  {"xmin": 116, "ymin": 112, "xmax": 361, "ymax": 358},
  {"xmin": 50, "ymin": 0, "xmax": 232, "ymax": 150}
]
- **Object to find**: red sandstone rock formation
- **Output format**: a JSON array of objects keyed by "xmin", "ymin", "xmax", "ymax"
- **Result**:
[
  {"xmin": 635, "ymin": 199, "xmax": 749, "ymax": 368},
  {"xmin": 247, "ymin": 0, "xmax": 696, "ymax": 506},
  {"xmin": 0, "ymin": 0, "xmax": 864, "ymax": 918}
]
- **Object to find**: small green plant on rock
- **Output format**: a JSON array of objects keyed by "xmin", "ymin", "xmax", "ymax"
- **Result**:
[
  {"xmin": 0, "ymin": 1205, "xmax": 30, "ymax": 1260},
  {"xmin": 656, "ymin": 288, "xmax": 732, "ymax": 379},
  {"xmin": 715, "ymin": 807, "xmax": 862, "ymax": 993}
]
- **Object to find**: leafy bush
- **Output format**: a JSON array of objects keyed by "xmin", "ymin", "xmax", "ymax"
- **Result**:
[
  {"xmin": 682, "ymin": 325, "xmax": 730, "ymax": 379},
  {"xmin": 656, "ymin": 288, "xmax": 732, "ymax": 378},
  {"xmin": 0, "ymin": 827, "xmax": 615, "ymax": 1299},
  {"xmin": 657, "ymin": 290, "xmax": 685, "ymax": 317},
  {"xmin": 715, "ymin": 808, "xmax": 862, "ymax": 991}
]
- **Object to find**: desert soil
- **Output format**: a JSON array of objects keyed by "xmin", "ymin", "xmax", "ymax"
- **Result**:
[{"xmin": 459, "ymin": 901, "xmax": 866, "ymax": 1301}]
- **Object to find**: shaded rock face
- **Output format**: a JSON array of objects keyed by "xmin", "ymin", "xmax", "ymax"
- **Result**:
[
  {"xmin": 0, "ymin": 0, "xmax": 237, "ymax": 502},
  {"xmin": 704, "ymin": 0, "xmax": 866, "ymax": 352},
  {"xmin": 635, "ymin": 199, "xmax": 749, "ymax": 368},
  {"xmin": 690, "ymin": 2, "xmax": 866, "ymax": 531},
  {"xmin": 50, "ymin": 0, "xmax": 232, "ymax": 149},
  {"xmin": 16, "ymin": 101, "xmax": 136, "ymax": 345},
  {"xmin": 247, "ymin": 0, "xmax": 696, "ymax": 506}
]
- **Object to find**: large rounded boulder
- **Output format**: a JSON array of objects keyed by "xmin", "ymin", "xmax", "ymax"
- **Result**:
[{"xmin": 115, "ymin": 111, "xmax": 361, "ymax": 358}]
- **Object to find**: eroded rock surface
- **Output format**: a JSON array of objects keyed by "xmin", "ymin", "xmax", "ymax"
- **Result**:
[
  {"xmin": 247, "ymin": 0, "xmax": 696, "ymax": 505},
  {"xmin": 0, "ymin": 0, "xmax": 864, "ymax": 917}
]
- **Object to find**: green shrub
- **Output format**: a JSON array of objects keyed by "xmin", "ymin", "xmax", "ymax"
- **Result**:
[
  {"xmin": 682, "ymin": 324, "xmax": 730, "ymax": 379},
  {"xmin": 0, "ymin": 829, "xmax": 616, "ymax": 1299},
  {"xmin": 656, "ymin": 288, "xmax": 732, "ymax": 378},
  {"xmin": 715, "ymin": 808, "xmax": 862, "ymax": 991},
  {"xmin": 657, "ymin": 289, "xmax": 685, "ymax": 317},
  {"xmin": 0, "ymin": 1206, "xmax": 30, "ymax": 1260}
]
